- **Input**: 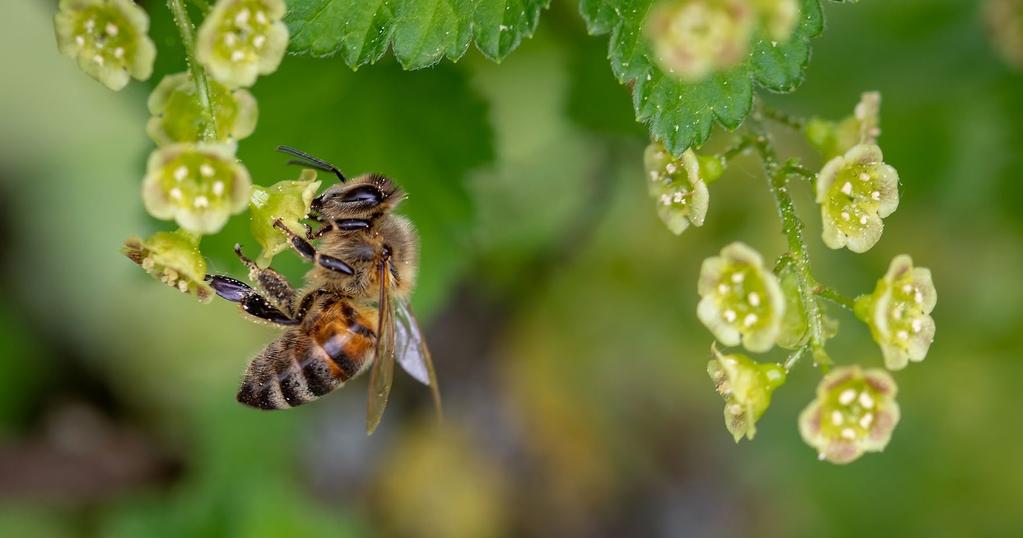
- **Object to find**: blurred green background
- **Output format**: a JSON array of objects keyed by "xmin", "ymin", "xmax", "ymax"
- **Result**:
[{"xmin": 2, "ymin": 0, "xmax": 1022, "ymax": 536}]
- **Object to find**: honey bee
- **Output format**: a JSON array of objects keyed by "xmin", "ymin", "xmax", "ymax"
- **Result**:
[{"xmin": 205, "ymin": 146, "xmax": 441, "ymax": 434}]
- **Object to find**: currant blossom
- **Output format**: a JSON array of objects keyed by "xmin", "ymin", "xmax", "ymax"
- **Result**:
[
  {"xmin": 142, "ymin": 144, "xmax": 252, "ymax": 234},
  {"xmin": 855, "ymin": 255, "xmax": 937, "ymax": 370},
  {"xmin": 644, "ymin": 142, "xmax": 720, "ymax": 235},
  {"xmin": 806, "ymin": 91, "xmax": 881, "ymax": 161},
  {"xmin": 816, "ymin": 144, "xmax": 899, "ymax": 253},
  {"xmin": 123, "ymin": 229, "xmax": 212, "ymax": 302},
  {"xmin": 708, "ymin": 345, "xmax": 786, "ymax": 441},
  {"xmin": 698, "ymin": 242, "xmax": 785, "ymax": 352},
  {"xmin": 196, "ymin": 0, "xmax": 288, "ymax": 88},
  {"xmin": 249, "ymin": 170, "xmax": 322, "ymax": 267},
  {"xmin": 147, "ymin": 72, "xmax": 258, "ymax": 146},
  {"xmin": 53, "ymin": 0, "xmax": 156, "ymax": 90},
  {"xmin": 799, "ymin": 366, "xmax": 900, "ymax": 464},
  {"xmin": 646, "ymin": 0, "xmax": 754, "ymax": 82}
]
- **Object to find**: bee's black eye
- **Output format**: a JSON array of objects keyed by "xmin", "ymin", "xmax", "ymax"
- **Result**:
[{"xmin": 341, "ymin": 185, "xmax": 383, "ymax": 204}]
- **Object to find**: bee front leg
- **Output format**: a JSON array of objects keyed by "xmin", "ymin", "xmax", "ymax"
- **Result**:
[
  {"xmin": 273, "ymin": 219, "xmax": 354, "ymax": 276},
  {"xmin": 205, "ymin": 275, "xmax": 298, "ymax": 326},
  {"xmin": 233, "ymin": 244, "xmax": 298, "ymax": 315}
]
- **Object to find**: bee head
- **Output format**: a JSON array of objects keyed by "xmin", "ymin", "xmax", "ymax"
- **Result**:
[{"xmin": 310, "ymin": 173, "xmax": 406, "ymax": 221}]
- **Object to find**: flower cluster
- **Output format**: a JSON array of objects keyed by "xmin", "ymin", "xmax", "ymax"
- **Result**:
[
  {"xmin": 708, "ymin": 346, "xmax": 786, "ymax": 441},
  {"xmin": 147, "ymin": 72, "xmax": 258, "ymax": 147},
  {"xmin": 799, "ymin": 366, "xmax": 900, "ymax": 464},
  {"xmin": 816, "ymin": 144, "xmax": 899, "ymax": 253},
  {"xmin": 697, "ymin": 242, "xmax": 785, "ymax": 353},
  {"xmin": 142, "ymin": 144, "xmax": 252, "ymax": 235},
  {"xmin": 249, "ymin": 169, "xmax": 322, "ymax": 267},
  {"xmin": 123, "ymin": 229, "xmax": 213, "ymax": 302},
  {"xmin": 53, "ymin": 0, "xmax": 156, "ymax": 90},
  {"xmin": 197, "ymin": 0, "xmax": 289, "ymax": 88},
  {"xmin": 644, "ymin": 142, "xmax": 720, "ymax": 235},
  {"xmin": 856, "ymin": 255, "xmax": 937, "ymax": 370}
]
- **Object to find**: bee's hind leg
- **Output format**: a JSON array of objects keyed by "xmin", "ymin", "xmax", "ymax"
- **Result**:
[
  {"xmin": 205, "ymin": 274, "xmax": 298, "ymax": 326},
  {"xmin": 233, "ymin": 244, "xmax": 297, "ymax": 315}
]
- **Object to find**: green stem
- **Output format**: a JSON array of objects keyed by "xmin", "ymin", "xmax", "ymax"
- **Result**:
[
  {"xmin": 760, "ymin": 103, "xmax": 806, "ymax": 130},
  {"xmin": 167, "ymin": 0, "xmax": 218, "ymax": 142},
  {"xmin": 814, "ymin": 285, "xmax": 856, "ymax": 312},
  {"xmin": 721, "ymin": 137, "xmax": 753, "ymax": 161},
  {"xmin": 748, "ymin": 115, "xmax": 829, "ymax": 369}
]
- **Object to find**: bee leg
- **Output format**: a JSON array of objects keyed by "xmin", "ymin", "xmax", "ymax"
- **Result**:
[
  {"xmin": 308, "ymin": 222, "xmax": 334, "ymax": 240},
  {"xmin": 272, "ymin": 219, "xmax": 354, "ymax": 276},
  {"xmin": 205, "ymin": 274, "xmax": 299, "ymax": 326},
  {"xmin": 234, "ymin": 244, "xmax": 296, "ymax": 314}
]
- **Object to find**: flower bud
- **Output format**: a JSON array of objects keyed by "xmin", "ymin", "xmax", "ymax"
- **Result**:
[
  {"xmin": 147, "ymin": 72, "xmax": 258, "ymax": 146},
  {"xmin": 196, "ymin": 0, "xmax": 289, "ymax": 88},
  {"xmin": 697, "ymin": 242, "xmax": 785, "ymax": 352},
  {"xmin": 123, "ymin": 229, "xmax": 212, "ymax": 302},
  {"xmin": 249, "ymin": 170, "xmax": 321, "ymax": 267},
  {"xmin": 142, "ymin": 143, "xmax": 252, "ymax": 235},
  {"xmin": 646, "ymin": 0, "xmax": 754, "ymax": 82},
  {"xmin": 855, "ymin": 255, "xmax": 937, "ymax": 370},
  {"xmin": 644, "ymin": 142, "xmax": 714, "ymax": 235},
  {"xmin": 53, "ymin": 0, "xmax": 156, "ymax": 90},
  {"xmin": 799, "ymin": 365, "xmax": 900, "ymax": 464},
  {"xmin": 816, "ymin": 144, "xmax": 899, "ymax": 253},
  {"xmin": 708, "ymin": 346, "xmax": 786, "ymax": 441},
  {"xmin": 805, "ymin": 91, "xmax": 881, "ymax": 161}
]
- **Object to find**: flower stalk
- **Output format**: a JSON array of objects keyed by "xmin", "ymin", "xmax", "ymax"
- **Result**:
[{"xmin": 167, "ymin": 0, "xmax": 218, "ymax": 141}]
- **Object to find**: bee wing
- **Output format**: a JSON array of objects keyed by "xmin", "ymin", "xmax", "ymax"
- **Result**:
[
  {"xmin": 394, "ymin": 298, "xmax": 442, "ymax": 419},
  {"xmin": 366, "ymin": 259, "xmax": 396, "ymax": 435}
]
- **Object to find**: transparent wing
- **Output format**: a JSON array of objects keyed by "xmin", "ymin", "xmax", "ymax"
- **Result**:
[
  {"xmin": 366, "ymin": 260, "xmax": 395, "ymax": 435},
  {"xmin": 394, "ymin": 299, "xmax": 443, "ymax": 419}
]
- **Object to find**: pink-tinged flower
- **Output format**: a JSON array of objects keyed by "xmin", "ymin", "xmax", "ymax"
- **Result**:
[
  {"xmin": 646, "ymin": 0, "xmax": 754, "ymax": 82},
  {"xmin": 707, "ymin": 346, "xmax": 786, "ymax": 441},
  {"xmin": 799, "ymin": 365, "xmax": 900, "ymax": 464},
  {"xmin": 697, "ymin": 242, "xmax": 785, "ymax": 352},
  {"xmin": 123, "ymin": 229, "xmax": 212, "ymax": 302},
  {"xmin": 855, "ymin": 255, "xmax": 937, "ymax": 370},
  {"xmin": 54, "ymin": 0, "xmax": 156, "ymax": 90},
  {"xmin": 142, "ymin": 143, "xmax": 251, "ymax": 234},
  {"xmin": 816, "ymin": 144, "xmax": 899, "ymax": 253}
]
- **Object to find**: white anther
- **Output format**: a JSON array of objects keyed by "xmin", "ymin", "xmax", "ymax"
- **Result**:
[
  {"xmin": 225, "ymin": 33, "xmax": 238, "ymax": 46},
  {"xmin": 731, "ymin": 272, "xmax": 745, "ymax": 283},
  {"xmin": 841, "ymin": 211, "xmax": 851, "ymax": 221},
  {"xmin": 858, "ymin": 392, "xmax": 874, "ymax": 409},
  {"xmin": 859, "ymin": 172, "xmax": 871, "ymax": 181},
  {"xmin": 665, "ymin": 163, "xmax": 677, "ymax": 174},
  {"xmin": 902, "ymin": 284, "xmax": 913, "ymax": 294},
  {"xmin": 897, "ymin": 330, "xmax": 909, "ymax": 341},
  {"xmin": 93, "ymin": 54, "xmax": 104, "ymax": 65},
  {"xmin": 194, "ymin": 195, "xmax": 210, "ymax": 208},
  {"xmin": 723, "ymin": 309, "xmax": 737, "ymax": 323},
  {"xmin": 841, "ymin": 181, "xmax": 853, "ymax": 195},
  {"xmin": 212, "ymin": 181, "xmax": 225, "ymax": 196},
  {"xmin": 839, "ymin": 389, "xmax": 856, "ymax": 405},
  {"xmin": 831, "ymin": 410, "xmax": 844, "ymax": 425},
  {"xmin": 200, "ymin": 163, "xmax": 215, "ymax": 177},
  {"xmin": 75, "ymin": 35, "xmax": 85, "ymax": 46},
  {"xmin": 255, "ymin": 10, "xmax": 268, "ymax": 24},
  {"xmin": 841, "ymin": 428, "xmax": 857, "ymax": 440},
  {"xmin": 253, "ymin": 35, "xmax": 266, "ymax": 48},
  {"xmin": 747, "ymin": 292, "xmax": 760, "ymax": 307},
  {"xmin": 169, "ymin": 187, "xmax": 183, "ymax": 200},
  {"xmin": 105, "ymin": 22, "xmax": 118, "ymax": 36},
  {"xmin": 914, "ymin": 291, "xmax": 924, "ymax": 304},
  {"xmin": 743, "ymin": 313, "xmax": 758, "ymax": 327},
  {"xmin": 871, "ymin": 191, "xmax": 881, "ymax": 201},
  {"xmin": 859, "ymin": 413, "xmax": 874, "ymax": 428},
  {"xmin": 174, "ymin": 166, "xmax": 188, "ymax": 181},
  {"xmin": 718, "ymin": 283, "xmax": 729, "ymax": 294},
  {"xmin": 235, "ymin": 8, "xmax": 251, "ymax": 26},
  {"xmin": 85, "ymin": 19, "xmax": 95, "ymax": 31},
  {"xmin": 911, "ymin": 318, "xmax": 923, "ymax": 333},
  {"xmin": 859, "ymin": 215, "xmax": 869, "ymax": 225},
  {"xmin": 231, "ymin": 50, "xmax": 246, "ymax": 62}
]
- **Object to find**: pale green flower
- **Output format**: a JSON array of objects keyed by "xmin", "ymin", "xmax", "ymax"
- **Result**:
[
  {"xmin": 249, "ymin": 170, "xmax": 322, "ymax": 266},
  {"xmin": 644, "ymin": 142, "xmax": 720, "ymax": 235},
  {"xmin": 805, "ymin": 91, "xmax": 881, "ymax": 161},
  {"xmin": 697, "ymin": 242, "xmax": 785, "ymax": 352},
  {"xmin": 142, "ymin": 143, "xmax": 252, "ymax": 234},
  {"xmin": 147, "ymin": 72, "xmax": 258, "ymax": 146},
  {"xmin": 123, "ymin": 229, "xmax": 212, "ymax": 302},
  {"xmin": 646, "ymin": 0, "xmax": 754, "ymax": 82},
  {"xmin": 816, "ymin": 144, "xmax": 899, "ymax": 253},
  {"xmin": 53, "ymin": 0, "xmax": 156, "ymax": 90},
  {"xmin": 707, "ymin": 346, "xmax": 786, "ymax": 441},
  {"xmin": 855, "ymin": 255, "xmax": 937, "ymax": 370},
  {"xmin": 753, "ymin": 0, "xmax": 800, "ymax": 42},
  {"xmin": 196, "ymin": 0, "xmax": 288, "ymax": 88},
  {"xmin": 799, "ymin": 365, "xmax": 900, "ymax": 464}
]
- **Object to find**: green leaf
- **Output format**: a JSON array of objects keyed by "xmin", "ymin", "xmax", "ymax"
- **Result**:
[
  {"xmin": 285, "ymin": 0, "xmax": 550, "ymax": 69},
  {"xmin": 579, "ymin": 0, "xmax": 824, "ymax": 154}
]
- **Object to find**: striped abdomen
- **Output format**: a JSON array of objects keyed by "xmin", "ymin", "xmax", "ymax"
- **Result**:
[{"xmin": 237, "ymin": 299, "xmax": 377, "ymax": 410}]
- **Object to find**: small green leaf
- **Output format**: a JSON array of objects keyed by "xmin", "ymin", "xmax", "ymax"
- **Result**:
[
  {"xmin": 579, "ymin": 0, "xmax": 823, "ymax": 154},
  {"xmin": 285, "ymin": 0, "xmax": 550, "ymax": 69}
]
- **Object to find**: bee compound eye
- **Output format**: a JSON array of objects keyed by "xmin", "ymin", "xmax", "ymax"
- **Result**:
[{"xmin": 340, "ymin": 185, "xmax": 383, "ymax": 204}]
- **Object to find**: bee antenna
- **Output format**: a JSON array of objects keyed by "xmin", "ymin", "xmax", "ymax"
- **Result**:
[{"xmin": 276, "ymin": 145, "xmax": 346, "ymax": 182}]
